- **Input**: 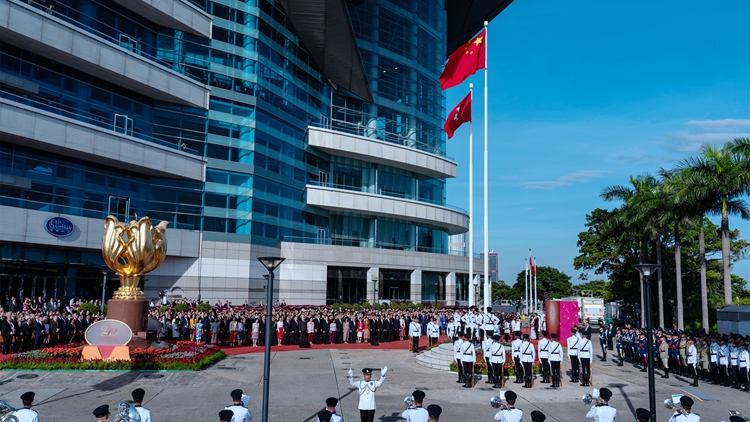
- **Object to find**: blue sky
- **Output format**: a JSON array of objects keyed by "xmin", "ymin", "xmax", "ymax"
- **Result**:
[{"xmin": 444, "ymin": 1, "xmax": 750, "ymax": 285}]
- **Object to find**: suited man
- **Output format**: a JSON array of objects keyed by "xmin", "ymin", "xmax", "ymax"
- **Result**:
[
  {"xmin": 21, "ymin": 317, "xmax": 34, "ymax": 352},
  {"xmin": 48, "ymin": 316, "xmax": 58, "ymax": 347},
  {"xmin": 382, "ymin": 317, "xmax": 391, "ymax": 343},
  {"xmin": 2, "ymin": 315, "xmax": 15, "ymax": 354},
  {"xmin": 298, "ymin": 316, "xmax": 307, "ymax": 344},
  {"xmin": 321, "ymin": 316, "xmax": 330, "ymax": 344},
  {"xmin": 606, "ymin": 323, "xmax": 616, "ymax": 350},
  {"xmin": 313, "ymin": 315, "xmax": 321, "ymax": 344}
]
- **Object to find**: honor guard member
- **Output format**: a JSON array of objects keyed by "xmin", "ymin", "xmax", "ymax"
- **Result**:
[
  {"xmin": 730, "ymin": 339, "xmax": 740, "ymax": 388},
  {"xmin": 520, "ymin": 334, "xmax": 536, "ymax": 388},
  {"xmin": 709, "ymin": 336, "xmax": 719, "ymax": 383},
  {"xmin": 427, "ymin": 318, "xmax": 440, "ymax": 348},
  {"xmin": 426, "ymin": 404, "xmax": 442, "ymax": 422},
  {"xmin": 567, "ymin": 328, "xmax": 581, "ymax": 383},
  {"xmin": 462, "ymin": 308, "xmax": 476, "ymax": 342},
  {"xmin": 578, "ymin": 333, "xmax": 592, "ymax": 386},
  {"xmin": 718, "ymin": 337, "xmax": 730, "ymax": 386},
  {"xmin": 454, "ymin": 333, "xmax": 466, "ymax": 384},
  {"xmin": 585, "ymin": 387, "xmax": 616, "ymax": 422},
  {"xmin": 511, "ymin": 331, "xmax": 524, "ymax": 383},
  {"xmin": 483, "ymin": 334, "xmax": 496, "ymax": 384},
  {"xmin": 635, "ymin": 408, "xmax": 651, "ymax": 422},
  {"xmin": 538, "ymin": 331, "xmax": 551, "ymax": 383},
  {"xmin": 132, "ymin": 388, "xmax": 152, "ymax": 422},
  {"xmin": 489, "ymin": 334, "xmax": 506, "ymax": 388},
  {"xmin": 668, "ymin": 396, "xmax": 699, "ymax": 422},
  {"xmin": 15, "ymin": 392, "xmax": 38, "ymax": 422},
  {"xmin": 679, "ymin": 333, "xmax": 688, "ymax": 375},
  {"xmin": 549, "ymin": 333, "xmax": 563, "ymax": 387},
  {"xmin": 483, "ymin": 307, "xmax": 499, "ymax": 339},
  {"xmin": 219, "ymin": 410, "xmax": 234, "ymax": 422},
  {"xmin": 401, "ymin": 390, "xmax": 428, "ymax": 422},
  {"xmin": 322, "ymin": 398, "xmax": 342, "ymax": 422},
  {"xmin": 348, "ymin": 366, "xmax": 387, "ymax": 422},
  {"xmin": 686, "ymin": 338, "xmax": 699, "ymax": 386},
  {"xmin": 409, "ymin": 318, "xmax": 422, "ymax": 354},
  {"xmin": 493, "ymin": 391, "xmax": 522, "ymax": 422},
  {"xmin": 446, "ymin": 317, "xmax": 456, "ymax": 341},
  {"xmin": 225, "ymin": 389, "xmax": 253, "ymax": 422},
  {"xmin": 460, "ymin": 334, "xmax": 476, "ymax": 388},
  {"xmin": 530, "ymin": 410, "xmax": 546, "ymax": 422},
  {"xmin": 739, "ymin": 342, "xmax": 749, "ymax": 391},
  {"xmin": 317, "ymin": 410, "xmax": 333, "ymax": 422},
  {"xmin": 598, "ymin": 326, "xmax": 607, "ymax": 361},
  {"xmin": 93, "ymin": 405, "xmax": 110, "ymax": 422}
]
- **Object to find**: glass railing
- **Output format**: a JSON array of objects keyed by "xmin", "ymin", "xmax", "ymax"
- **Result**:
[
  {"xmin": 307, "ymin": 180, "xmax": 467, "ymax": 214},
  {"xmin": 281, "ymin": 235, "xmax": 480, "ymax": 258},
  {"xmin": 310, "ymin": 105, "xmax": 452, "ymax": 160}
]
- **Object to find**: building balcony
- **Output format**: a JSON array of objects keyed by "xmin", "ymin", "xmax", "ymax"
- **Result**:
[
  {"xmin": 110, "ymin": 0, "xmax": 212, "ymax": 38},
  {"xmin": 307, "ymin": 126, "xmax": 457, "ymax": 179},
  {"xmin": 0, "ymin": 0, "xmax": 210, "ymax": 109},
  {"xmin": 0, "ymin": 97, "xmax": 206, "ymax": 181},
  {"xmin": 305, "ymin": 183, "xmax": 469, "ymax": 235}
]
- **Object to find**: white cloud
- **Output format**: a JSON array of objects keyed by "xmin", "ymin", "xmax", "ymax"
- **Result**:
[
  {"xmin": 684, "ymin": 119, "xmax": 750, "ymax": 131},
  {"xmin": 521, "ymin": 170, "xmax": 609, "ymax": 190},
  {"xmin": 657, "ymin": 119, "xmax": 750, "ymax": 153}
]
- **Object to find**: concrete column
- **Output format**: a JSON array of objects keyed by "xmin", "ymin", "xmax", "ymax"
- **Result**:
[
  {"xmin": 446, "ymin": 272, "xmax": 456, "ymax": 306},
  {"xmin": 367, "ymin": 267, "xmax": 379, "ymax": 304},
  {"xmin": 411, "ymin": 269, "xmax": 422, "ymax": 303}
]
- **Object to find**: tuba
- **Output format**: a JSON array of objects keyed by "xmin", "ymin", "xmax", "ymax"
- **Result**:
[
  {"xmin": 729, "ymin": 411, "xmax": 750, "ymax": 421},
  {"xmin": 404, "ymin": 396, "xmax": 414, "ymax": 409},
  {"xmin": 490, "ymin": 396, "xmax": 508, "ymax": 410},
  {"xmin": 0, "ymin": 401, "xmax": 18, "ymax": 422},
  {"xmin": 664, "ymin": 399, "xmax": 687, "ymax": 416},
  {"xmin": 113, "ymin": 402, "xmax": 142, "ymax": 422}
]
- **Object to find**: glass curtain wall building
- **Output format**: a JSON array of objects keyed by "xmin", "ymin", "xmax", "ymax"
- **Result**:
[{"xmin": 1, "ymin": 0, "xmax": 480, "ymax": 305}]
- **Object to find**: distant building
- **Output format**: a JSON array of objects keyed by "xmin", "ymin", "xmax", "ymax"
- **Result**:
[{"xmin": 479, "ymin": 251, "xmax": 499, "ymax": 283}]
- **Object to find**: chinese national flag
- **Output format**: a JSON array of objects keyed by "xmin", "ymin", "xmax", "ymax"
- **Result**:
[
  {"xmin": 439, "ymin": 30, "xmax": 487, "ymax": 90},
  {"xmin": 444, "ymin": 91, "xmax": 471, "ymax": 139}
]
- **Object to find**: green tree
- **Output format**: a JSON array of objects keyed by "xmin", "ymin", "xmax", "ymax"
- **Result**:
[
  {"xmin": 574, "ymin": 280, "xmax": 612, "ymax": 301},
  {"xmin": 513, "ymin": 266, "xmax": 573, "ymax": 302}
]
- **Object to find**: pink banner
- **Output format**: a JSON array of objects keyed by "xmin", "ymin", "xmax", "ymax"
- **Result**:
[{"xmin": 545, "ymin": 300, "xmax": 579, "ymax": 347}]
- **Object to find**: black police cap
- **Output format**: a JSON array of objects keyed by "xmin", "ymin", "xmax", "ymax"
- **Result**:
[
  {"xmin": 325, "ymin": 397, "xmax": 338, "ymax": 407},
  {"xmin": 412, "ymin": 390, "xmax": 425, "ymax": 400},
  {"xmin": 504, "ymin": 391, "xmax": 517, "ymax": 402},
  {"xmin": 317, "ymin": 410, "xmax": 333, "ymax": 422},
  {"xmin": 219, "ymin": 409, "xmax": 234, "ymax": 421},
  {"xmin": 20, "ymin": 392, "xmax": 34, "ymax": 402},
  {"xmin": 427, "ymin": 404, "xmax": 442, "ymax": 416},
  {"xmin": 636, "ymin": 408, "xmax": 651, "ymax": 421},
  {"xmin": 530, "ymin": 410, "xmax": 546, "ymax": 422},
  {"xmin": 230, "ymin": 389, "xmax": 243, "ymax": 399},
  {"xmin": 93, "ymin": 405, "xmax": 109, "ymax": 418},
  {"xmin": 131, "ymin": 388, "xmax": 145, "ymax": 400},
  {"xmin": 680, "ymin": 396, "xmax": 694, "ymax": 407}
]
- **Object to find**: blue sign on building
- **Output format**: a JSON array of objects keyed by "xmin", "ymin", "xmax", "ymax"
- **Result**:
[{"xmin": 44, "ymin": 216, "xmax": 75, "ymax": 237}]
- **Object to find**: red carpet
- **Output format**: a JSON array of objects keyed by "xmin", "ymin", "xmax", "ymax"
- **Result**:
[{"xmin": 219, "ymin": 335, "xmax": 446, "ymax": 356}]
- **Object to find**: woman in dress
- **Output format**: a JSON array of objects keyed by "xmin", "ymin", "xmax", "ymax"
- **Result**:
[
  {"xmin": 342, "ymin": 317, "xmax": 350, "ymax": 344},
  {"xmin": 399, "ymin": 316, "xmax": 406, "ymax": 340},
  {"xmin": 276, "ymin": 317, "xmax": 284, "ymax": 346},
  {"xmin": 237, "ymin": 319, "xmax": 245, "ymax": 346},
  {"xmin": 329, "ymin": 317, "xmax": 337, "ymax": 344},
  {"xmin": 363, "ymin": 317, "xmax": 370, "ymax": 343},
  {"xmin": 195, "ymin": 320, "xmax": 203, "ymax": 344},
  {"xmin": 252, "ymin": 318, "xmax": 260, "ymax": 347},
  {"xmin": 229, "ymin": 317, "xmax": 238, "ymax": 346},
  {"xmin": 357, "ymin": 319, "xmax": 364, "ymax": 343}
]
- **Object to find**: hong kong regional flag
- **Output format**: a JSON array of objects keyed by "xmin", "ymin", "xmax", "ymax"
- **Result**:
[
  {"xmin": 439, "ymin": 30, "xmax": 486, "ymax": 90},
  {"xmin": 444, "ymin": 91, "xmax": 472, "ymax": 139}
]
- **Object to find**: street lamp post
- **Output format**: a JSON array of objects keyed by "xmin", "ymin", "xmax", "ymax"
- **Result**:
[
  {"xmin": 100, "ymin": 270, "xmax": 108, "ymax": 314},
  {"xmin": 633, "ymin": 263, "xmax": 661, "ymax": 422},
  {"xmin": 257, "ymin": 256, "xmax": 285, "ymax": 422}
]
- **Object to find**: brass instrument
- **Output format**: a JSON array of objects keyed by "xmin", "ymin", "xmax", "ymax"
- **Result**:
[
  {"xmin": 583, "ymin": 388, "xmax": 602, "ymax": 405},
  {"xmin": 490, "ymin": 395, "xmax": 508, "ymax": 410},
  {"xmin": 729, "ymin": 411, "xmax": 750, "ymax": 421},
  {"xmin": 0, "ymin": 401, "xmax": 18, "ymax": 422},
  {"xmin": 113, "ymin": 402, "xmax": 142, "ymax": 422},
  {"xmin": 404, "ymin": 396, "xmax": 414, "ymax": 409},
  {"xmin": 664, "ymin": 399, "xmax": 687, "ymax": 416}
]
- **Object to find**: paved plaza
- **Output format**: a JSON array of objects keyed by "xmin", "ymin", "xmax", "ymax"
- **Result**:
[{"xmin": 0, "ymin": 340, "xmax": 746, "ymax": 421}]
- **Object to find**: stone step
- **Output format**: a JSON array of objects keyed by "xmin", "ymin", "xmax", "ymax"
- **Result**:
[{"xmin": 415, "ymin": 354, "xmax": 452, "ymax": 371}]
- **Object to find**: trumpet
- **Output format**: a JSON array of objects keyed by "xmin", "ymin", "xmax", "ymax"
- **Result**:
[
  {"xmin": 582, "ymin": 393, "xmax": 603, "ymax": 406},
  {"xmin": 664, "ymin": 399, "xmax": 687, "ymax": 416},
  {"xmin": 0, "ymin": 401, "xmax": 18, "ymax": 422},
  {"xmin": 404, "ymin": 396, "xmax": 414, "ymax": 409},
  {"xmin": 729, "ymin": 411, "xmax": 750, "ymax": 421},
  {"xmin": 490, "ymin": 396, "xmax": 508, "ymax": 410}
]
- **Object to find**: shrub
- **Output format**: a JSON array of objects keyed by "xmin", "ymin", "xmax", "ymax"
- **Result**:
[
  {"xmin": 415, "ymin": 302, "xmax": 424, "ymax": 310},
  {"xmin": 159, "ymin": 305, "xmax": 168, "ymax": 313},
  {"xmin": 174, "ymin": 303, "xmax": 190, "ymax": 312},
  {"xmin": 77, "ymin": 303, "xmax": 99, "ymax": 314},
  {"xmin": 331, "ymin": 303, "xmax": 342, "ymax": 311},
  {"xmin": 197, "ymin": 302, "xmax": 211, "ymax": 313},
  {"xmin": 362, "ymin": 302, "xmax": 372, "ymax": 309},
  {"xmin": 351, "ymin": 304, "xmax": 362, "ymax": 311}
]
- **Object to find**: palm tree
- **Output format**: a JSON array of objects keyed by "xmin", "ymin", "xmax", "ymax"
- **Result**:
[{"xmin": 675, "ymin": 141, "xmax": 750, "ymax": 307}]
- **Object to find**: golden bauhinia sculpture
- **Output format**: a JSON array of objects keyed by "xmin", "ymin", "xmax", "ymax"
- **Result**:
[{"xmin": 102, "ymin": 216, "xmax": 168, "ymax": 300}]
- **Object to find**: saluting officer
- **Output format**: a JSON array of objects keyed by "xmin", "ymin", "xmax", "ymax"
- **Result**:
[
  {"xmin": 401, "ymin": 390, "xmax": 428, "ymax": 422},
  {"xmin": 549, "ymin": 333, "xmax": 563, "ymax": 388},
  {"xmin": 538, "ymin": 330, "xmax": 551, "ymax": 383},
  {"xmin": 15, "ymin": 392, "xmax": 38, "ymax": 422},
  {"xmin": 585, "ymin": 387, "xmax": 616, "ymax": 422},
  {"xmin": 131, "ymin": 388, "xmax": 152, "ymax": 422},
  {"xmin": 488, "ymin": 334, "xmax": 506, "ymax": 388},
  {"xmin": 348, "ymin": 367, "xmax": 388, "ymax": 422},
  {"xmin": 225, "ymin": 389, "xmax": 253, "ymax": 422},
  {"xmin": 520, "ymin": 334, "xmax": 536, "ymax": 388},
  {"xmin": 493, "ymin": 391, "xmax": 522, "ymax": 422}
]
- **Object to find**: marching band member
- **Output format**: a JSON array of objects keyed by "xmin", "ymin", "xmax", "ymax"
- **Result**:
[
  {"xmin": 493, "ymin": 391, "xmax": 522, "ymax": 422},
  {"xmin": 348, "ymin": 367, "xmax": 387, "ymax": 422},
  {"xmin": 489, "ymin": 334, "xmax": 506, "ymax": 388},
  {"xmin": 401, "ymin": 390, "xmax": 428, "ymax": 422},
  {"xmin": 15, "ymin": 392, "xmax": 39, "ymax": 422},
  {"xmin": 549, "ymin": 333, "xmax": 563, "ymax": 388},
  {"xmin": 426, "ymin": 404, "xmax": 442, "ymax": 422},
  {"xmin": 520, "ymin": 334, "xmax": 536, "ymax": 388},
  {"xmin": 131, "ymin": 388, "xmax": 152, "ymax": 422},
  {"xmin": 635, "ymin": 408, "xmax": 651, "ymax": 422},
  {"xmin": 585, "ymin": 387, "xmax": 616, "ymax": 422},
  {"xmin": 668, "ymin": 396, "xmax": 699, "ymax": 422},
  {"xmin": 321, "ymin": 398, "xmax": 342, "ymax": 422},
  {"xmin": 537, "ymin": 330, "xmax": 551, "ymax": 383},
  {"xmin": 225, "ymin": 389, "xmax": 253, "ymax": 422}
]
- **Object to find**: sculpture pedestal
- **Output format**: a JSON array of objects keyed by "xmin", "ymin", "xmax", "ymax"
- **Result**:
[
  {"xmin": 106, "ymin": 299, "xmax": 148, "ymax": 334},
  {"xmin": 82, "ymin": 345, "xmax": 130, "ymax": 361}
]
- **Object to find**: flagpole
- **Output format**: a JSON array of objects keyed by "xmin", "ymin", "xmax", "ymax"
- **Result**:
[
  {"xmin": 524, "ymin": 259, "xmax": 528, "ymax": 315},
  {"xmin": 482, "ymin": 20, "xmax": 490, "ymax": 312},
  {"xmin": 468, "ymin": 84, "xmax": 475, "ymax": 307},
  {"xmin": 534, "ymin": 257, "xmax": 538, "ymax": 313}
]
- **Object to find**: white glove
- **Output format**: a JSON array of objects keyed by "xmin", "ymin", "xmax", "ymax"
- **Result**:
[
  {"xmin": 381, "ymin": 366, "xmax": 388, "ymax": 376},
  {"xmin": 348, "ymin": 369, "xmax": 353, "ymax": 378}
]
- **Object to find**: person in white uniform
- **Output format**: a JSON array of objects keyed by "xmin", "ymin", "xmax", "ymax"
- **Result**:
[
  {"xmin": 686, "ymin": 338, "xmax": 699, "ymax": 387},
  {"xmin": 409, "ymin": 318, "xmax": 422, "ymax": 353},
  {"xmin": 348, "ymin": 367, "xmax": 387, "ymax": 422},
  {"xmin": 520, "ymin": 334, "xmax": 536, "ymax": 388},
  {"xmin": 585, "ymin": 387, "xmax": 616, "ymax": 422},
  {"xmin": 401, "ymin": 390, "xmax": 428, "ymax": 422},
  {"xmin": 454, "ymin": 333, "xmax": 465, "ymax": 384},
  {"xmin": 320, "ymin": 397, "xmax": 342, "ymax": 422},
  {"xmin": 427, "ymin": 318, "xmax": 440, "ymax": 348},
  {"xmin": 459, "ymin": 332, "xmax": 476, "ymax": 388},
  {"xmin": 668, "ymin": 396, "xmax": 700, "ymax": 422},
  {"xmin": 549, "ymin": 333, "xmax": 563, "ymax": 388},
  {"xmin": 488, "ymin": 334, "xmax": 506, "ymax": 388},
  {"xmin": 14, "ymin": 392, "xmax": 39, "ymax": 422},
  {"xmin": 426, "ymin": 405, "xmax": 442, "ymax": 422},
  {"xmin": 493, "ymin": 390, "xmax": 522, "ymax": 422},
  {"xmin": 93, "ymin": 405, "xmax": 110, "ymax": 422},
  {"xmin": 219, "ymin": 410, "xmax": 235, "ymax": 422},
  {"xmin": 483, "ymin": 334, "xmax": 496, "ymax": 385},
  {"xmin": 225, "ymin": 389, "xmax": 252, "ymax": 422},
  {"xmin": 537, "ymin": 330, "xmax": 551, "ymax": 383},
  {"xmin": 511, "ymin": 331, "xmax": 523, "ymax": 384},
  {"xmin": 131, "ymin": 388, "xmax": 152, "ymax": 422}
]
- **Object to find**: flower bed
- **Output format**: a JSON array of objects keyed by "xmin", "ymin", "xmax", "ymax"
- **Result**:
[
  {"xmin": 1, "ymin": 341, "xmax": 225, "ymax": 371},
  {"xmin": 449, "ymin": 352, "xmax": 542, "ymax": 375}
]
